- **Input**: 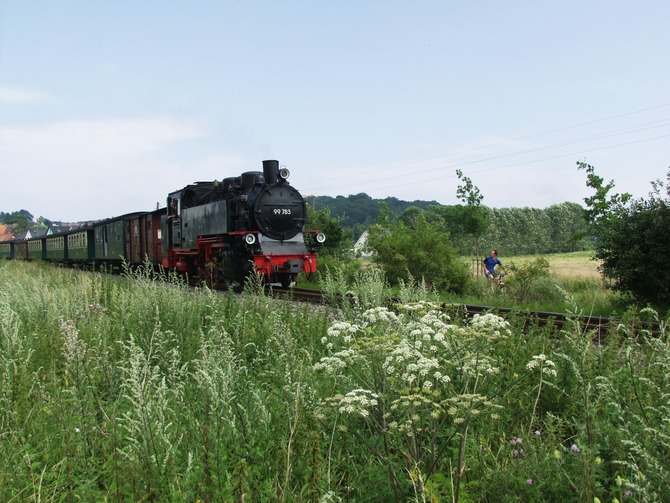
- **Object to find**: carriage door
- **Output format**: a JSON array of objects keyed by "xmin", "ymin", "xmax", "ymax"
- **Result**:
[
  {"xmin": 103, "ymin": 226, "xmax": 109, "ymax": 257},
  {"xmin": 131, "ymin": 219, "xmax": 141, "ymax": 262}
]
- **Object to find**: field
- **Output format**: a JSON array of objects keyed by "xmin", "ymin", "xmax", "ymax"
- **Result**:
[
  {"xmin": 458, "ymin": 251, "xmax": 617, "ymax": 316},
  {"xmin": 1, "ymin": 259, "xmax": 669, "ymax": 502},
  {"xmin": 507, "ymin": 251, "xmax": 601, "ymax": 281}
]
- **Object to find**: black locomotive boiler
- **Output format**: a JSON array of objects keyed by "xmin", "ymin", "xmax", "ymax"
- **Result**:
[{"xmin": 162, "ymin": 159, "xmax": 325, "ymax": 287}]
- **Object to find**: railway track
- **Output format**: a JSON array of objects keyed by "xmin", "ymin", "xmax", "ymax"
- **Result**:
[
  {"xmin": 267, "ymin": 286, "xmax": 326, "ymax": 303},
  {"xmin": 268, "ymin": 287, "xmax": 661, "ymax": 339},
  {"xmin": 451, "ymin": 304, "xmax": 660, "ymax": 340}
]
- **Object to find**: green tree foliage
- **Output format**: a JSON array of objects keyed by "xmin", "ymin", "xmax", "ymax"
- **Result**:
[
  {"xmin": 35, "ymin": 216, "xmax": 52, "ymax": 229},
  {"xmin": 306, "ymin": 206, "xmax": 353, "ymax": 257},
  {"xmin": 314, "ymin": 193, "xmax": 438, "ymax": 237},
  {"xmin": 482, "ymin": 204, "xmax": 588, "ymax": 256},
  {"xmin": 423, "ymin": 170, "xmax": 489, "ymax": 257},
  {"xmin": 579, "ymin": 161, "xmax": 670, "ymax": 305},
  {"xmin": 506, "ymin": 257, "xmax": 551, "ymax": 303},
  {"xmin": 545, "ymin": 202, "xmax": 587, "ymax": 252},
  {"xmin": 0, "ymin": 210, "xmax": 34, "ymax": 233},
  {"xmin": 366, "ymin": 205, "xmax": 469, "ymax": 293}
]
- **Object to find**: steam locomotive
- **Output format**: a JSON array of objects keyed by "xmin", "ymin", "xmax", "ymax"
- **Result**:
[{"xmin": 1, "ymin": 160, "xmax": 325, "ymax": 288}]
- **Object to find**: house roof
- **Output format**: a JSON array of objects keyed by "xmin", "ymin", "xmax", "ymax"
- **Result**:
[
  {"xmin": 47, "ymin": 224, "xmax": 81, "ymax": 235},
  {"xmin": 26, "ymin": 229, "xmax": 48, "ymax": 238},
  {"xmin": 0, "ymin": 223, "xmax": 16, "ymax": 236}
]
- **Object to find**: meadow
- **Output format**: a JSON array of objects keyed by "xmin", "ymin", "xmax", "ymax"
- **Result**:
[
  {"xmin": 450, "ymin": 251, "xmax": 623, "ymax": 318},
  {"xmin": 507, "ymin": 251, "xmax": 601, "ymax": 281},
  {"xmin": 1, "ymin": 259, "xmax": 669, "ymax": 502}
]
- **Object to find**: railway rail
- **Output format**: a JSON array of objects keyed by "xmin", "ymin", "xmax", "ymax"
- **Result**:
[
  {"xmin": 268, "ymin": 287, "xmax": 661, "ymax": 339},
  {"xmin": 451, "ymin": 304, "xmax": 660, "ymax": 340}
]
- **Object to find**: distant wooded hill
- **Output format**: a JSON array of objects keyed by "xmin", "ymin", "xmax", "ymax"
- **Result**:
[{"xmin": 312, "ymin": 193, "xmax": 438, "ymax": 236}]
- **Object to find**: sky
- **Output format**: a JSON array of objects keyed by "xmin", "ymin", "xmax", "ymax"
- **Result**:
[{"xmin": 1, "ymin": 1, "xmax": 669, "ymax": 222}]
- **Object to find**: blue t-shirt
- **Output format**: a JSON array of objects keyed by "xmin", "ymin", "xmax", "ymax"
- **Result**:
[{"xmin": 483, "ymin": 256, "xmax": 501, "ymax": 274}]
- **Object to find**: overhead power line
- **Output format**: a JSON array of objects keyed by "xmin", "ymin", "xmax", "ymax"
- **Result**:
[{"xmin": 301, "ymin": 102, "xmax": 670, "ymax": 194}]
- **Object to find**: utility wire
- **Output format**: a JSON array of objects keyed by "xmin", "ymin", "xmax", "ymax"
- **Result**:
[
  {"xmin": 359, "ymin": 132, "xmax": 670, "ymax": 195},
  {"xmin": 301, "ymin": 115, "xmax": 670, "ymax": 193}
]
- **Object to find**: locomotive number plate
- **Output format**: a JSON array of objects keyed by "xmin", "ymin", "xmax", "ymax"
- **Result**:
[{"xmin": 273, "ymin": 208, "xmax": 292, "ymax": 215}]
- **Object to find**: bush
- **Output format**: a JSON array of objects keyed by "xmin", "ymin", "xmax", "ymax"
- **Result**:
[
  {"xmin": 366, "ymin": 212, "xmax": 470, "ymax": 293},
  {"xmin": 580, "ymin": 162, "xmax": 670, "ymax": 306}
]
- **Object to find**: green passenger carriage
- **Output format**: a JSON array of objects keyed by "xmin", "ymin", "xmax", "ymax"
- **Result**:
[
  {"xmin": 46, "ymin": 235, "xmax": 67, "ymax": 260},
  {"xmin": 13, "ymin": 241, "xmax": 28, "ymax": 260},
  {"xmin": 0, "ymin": 242, "xmax": 11, "ymax": 259},
  {"xmin": 28, "ymin": 238, "xmax": 45, "ymax": 260},
  {"xmin": 67, "ymin": 229, "xmax": 95, "ymax": 261},
  {"xmin": 94, "ymin": 213, "xmax": 146, "ymax": 262}
]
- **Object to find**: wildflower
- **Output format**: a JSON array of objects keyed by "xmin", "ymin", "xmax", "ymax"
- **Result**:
[
  {"xmin": 526, "ymin": 354, "xmax": 557, "ymax": 377},
  {"xmin": 526, "ymin": 479, "xmax": 534, "ymax": 485},
  {"xmin": 571, "ymin": 444, "xmax": 580, "ymax": 453},
  {"xmin": 468, "ymin": 313, "xmax": 511, "ymax": 337},
  {"xmin": 534, "ymin": 430, "xmax": 541, "ymax": 437},
  {"xmin": 336, "ymin": 389, "xmax": 379, "ymax": 418}
]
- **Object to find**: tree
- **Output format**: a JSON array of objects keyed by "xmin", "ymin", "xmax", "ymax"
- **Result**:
[
  {"xmin": 306, "ymin": 206, "xmax": 352, "ymax": 258},
  {"xmin": 366, "ymin": 206, "xmax": 469, "ymax": 293},
  {"xmin": 579, "ymin": 161, "xmax": 670, "ymax": 305},
  {"xmin": 545, "ymin": 202, "xmax": 589, "ymax": 252},
  {"xmin": 0, "ymin": 210, "xmax": 34, "ymax": 233},
  {"xmin": 455, "ymin": 169, "xmax": 488, "ymax": 256}
]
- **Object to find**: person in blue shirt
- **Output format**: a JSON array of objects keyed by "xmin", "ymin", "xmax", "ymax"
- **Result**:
[{"xmin": 482, "ymin": 249, "xmax": 503, "ymax": 281}]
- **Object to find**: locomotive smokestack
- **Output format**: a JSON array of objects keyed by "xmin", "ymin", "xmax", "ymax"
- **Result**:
[{"xmin": 263, "ymin": 160, "xmax": 279, "ymax": 184}]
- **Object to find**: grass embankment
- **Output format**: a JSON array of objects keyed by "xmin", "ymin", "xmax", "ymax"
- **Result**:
[{"xmin": 2, "ymin": 260, "xmax": 668, "ymax": 501}]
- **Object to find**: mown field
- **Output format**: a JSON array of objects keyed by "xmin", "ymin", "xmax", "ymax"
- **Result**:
[
  {"xmin": 507, "ymin": 251, "xmax": 601, "ymax": 281},
  {"xmin": 1, "ymin": 259, "xmax": 668, "ymax": 502},
  {"xmin": 467, "ymin": 251, "xmax": 600, "ymax": 281}
]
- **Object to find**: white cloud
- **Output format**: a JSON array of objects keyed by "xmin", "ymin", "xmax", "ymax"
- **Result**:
[
  {"xmin": 1, "ymin": 117, "xmax": 203, "ymax": 162},
  {"xmin": 0, "ymin": 116, "xmax": 212, "ymax": 220},
  {"xmin": 0, "ymin": 86, "xmax": 53, "ymax": 104}
]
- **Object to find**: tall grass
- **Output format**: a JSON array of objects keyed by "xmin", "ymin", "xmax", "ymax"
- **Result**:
[{"xmin": 1, "ymin": 260, "xmax": 669, "ymax": 501}]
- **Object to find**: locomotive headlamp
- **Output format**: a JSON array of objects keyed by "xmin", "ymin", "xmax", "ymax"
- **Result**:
[
  {"xmin": 316, "ymin": 232, "xmax": 326, "ymax": 244},
  {"xmin": 245, "ymin": 233, "xmax": 257, "ymax": 245},
  {"xmin": 279, "ymin": 168, "xmax": 290, "ymax": 180}
]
